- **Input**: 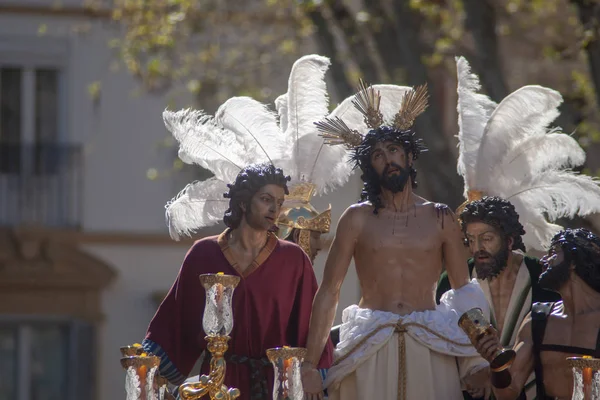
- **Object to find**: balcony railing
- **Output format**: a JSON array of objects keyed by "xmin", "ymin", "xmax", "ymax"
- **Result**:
[{"xmin": 0, "ymin": 143, "xmax": 83, "ymax": 228}]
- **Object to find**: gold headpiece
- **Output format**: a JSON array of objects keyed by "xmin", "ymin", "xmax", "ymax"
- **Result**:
[
  {"xmin": 316, "ymin": 79, "xmax": 429, "ymax": 149},
  {"xmin": 276, "ymin": 182, "xmax": 331, "ymax": 256},
  {"xmin": 286, "ymin": 182, "xmax": 317, "ymax": 203}
]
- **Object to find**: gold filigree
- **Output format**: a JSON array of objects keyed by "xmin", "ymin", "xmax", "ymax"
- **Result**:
[
  {"xmin": 120, "ymin": 355, "xmax": 161, "ymax": 370},
  {"xmin": 315, "ymin": 116, "xmax": 363, "ymax": 149},
  {"xmin": 295, "ymin": 208, "xmax": 331, "ymax": 233},
  {"xmin": 120, "ymin": 345, "xmax": 145, "ymax": 357},
  {"xmin": 567, "ymin": 357, "xmax": 600, "ymax": 370},
  {"xmin": 352, "ymin": 79, "xmax": 383, "ymax": 130},
  {"xmin": 199, "ymin": 274, "xmax": 240, "ymax": 290},
  {"xmin": 286, "ymin": 183, "xmax": 317, "ymax": 203},
  {"xmin": 266, "ymin": 347, "xmax": 307, "ymax": 362},
  {"xmin": 179, "ymin": 336, "xmax": 240, "ymax": 400},
  {"xmin": 297, "ymin": 229, "xmax": 311, "ymax": 257},
  {"xmin": 458, "ymin": 308, "xmax": 515, "ymax": 372},
  {"xmin": 393, "ymin": 84, "xmax": 429, "ymax": 131}
]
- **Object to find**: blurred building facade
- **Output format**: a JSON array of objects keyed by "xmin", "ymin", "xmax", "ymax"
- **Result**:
[{"xmin": 0, "ymin": 2, "xmax": 362, "ymax": 400}]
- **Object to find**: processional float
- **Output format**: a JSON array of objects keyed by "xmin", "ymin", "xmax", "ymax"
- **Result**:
[{"xmin": 120, "ymin": 273, "xmax": 307, "ymax": 400}]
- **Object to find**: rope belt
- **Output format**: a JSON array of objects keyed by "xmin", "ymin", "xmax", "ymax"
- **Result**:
[{"xmin": 331, "ymin": 320, "xmax": 473, "ymax": 400}]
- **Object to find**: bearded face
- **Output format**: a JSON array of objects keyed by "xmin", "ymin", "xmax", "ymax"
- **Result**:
[
  {"xmin": 379, "ymin": 162, "xmax": 411, "ymax": 193},
  {"xmin": 370, "ymin": 141, "xmax": 412, "ymax": 193},
  {"xmin": 539, "ymin": 245, "xmax": 572, "ymax": 292},
  {"xmin": 465, "ymin": 222, "xmax": 511, "ymax": 280}
]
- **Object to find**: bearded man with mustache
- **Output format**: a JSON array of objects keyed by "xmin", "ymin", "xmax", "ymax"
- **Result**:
[
  {"xmin": 302, "ymin": 123, "xmax": 490, "ymax": 400},
  {"xmin": 437, "ymin": 196, "xmax": 559, "ymax": 399},
  {"xmin": 472, "ymin": 228, "xmax": 600, "ymax": 400}
]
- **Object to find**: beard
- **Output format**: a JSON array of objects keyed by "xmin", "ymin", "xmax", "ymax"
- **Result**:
[
  {"xmin": 379, "ymin": 163, "xmax": 411, "ymax": 193},
  {"xmin": 539, "ymin": 257, "xmax": 571, "ymax": 292},
  {"xmin": 473, "ymin": 242, "xmax": 510, "ymax": 280}
]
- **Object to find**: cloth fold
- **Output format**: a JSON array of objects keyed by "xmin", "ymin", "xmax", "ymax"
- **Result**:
[{"xmin": 325, "ymin": 279, "xmax": 489, "ymax": 391}]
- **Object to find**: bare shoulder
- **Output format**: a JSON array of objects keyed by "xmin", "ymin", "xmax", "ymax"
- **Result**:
[
  {"xmin": 341, "ymin": 202, "xmax": 372, "ymax": 223},
  {"xmin": 417, "ymin": 197, "xmax": 460, "ymax": 231}
]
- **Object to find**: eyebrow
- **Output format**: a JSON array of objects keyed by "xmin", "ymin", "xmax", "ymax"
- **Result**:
[
  {"xmin": 259, "ymin": 192, "xmax": 284, "ymax": 201},
  {"xmin": 466, "ymin": 231, "xmax": 496, "ymax": 237}
]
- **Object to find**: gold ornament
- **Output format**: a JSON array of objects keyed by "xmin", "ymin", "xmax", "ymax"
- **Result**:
[
  {"xmin": 179, "ymin": 336, "xmax": 240, "ymax": 400},
  {"xmin": 276, "ymin": 183, "xmax": 331, "ymax": 256},
  {"xmin": 315, "ymin": 80, "xmax": 429, "ymax": 149},
  {"xmin": 179, "ymin": 274, "xmax": 241, "ymax": 400}
]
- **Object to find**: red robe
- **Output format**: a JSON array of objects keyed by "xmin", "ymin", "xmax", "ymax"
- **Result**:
[{"xmin": 145, "ymin": 229, "xmax": 333, "ymax": 399}]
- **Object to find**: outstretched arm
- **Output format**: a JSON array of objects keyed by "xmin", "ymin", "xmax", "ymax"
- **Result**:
[
  {"xmin": 302, "ymin": 206, "xmax": 360, "ymax": 397},
  {"xmin": 440, "ymin": 206, "xmax": 470, "ymax": 290}
]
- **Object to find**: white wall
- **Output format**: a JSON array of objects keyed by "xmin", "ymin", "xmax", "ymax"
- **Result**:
[{"xmin": 84, "ymin": 243, "xmax": 186, "ymax": 400}]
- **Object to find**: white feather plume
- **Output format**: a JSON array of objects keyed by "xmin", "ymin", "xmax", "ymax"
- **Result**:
[
  {"xmin": 165, "ymin": 178, "xmax": 230, "ymax": 240},
  {"xmin": 215, "ymin": 96, "xmax": 285, "ymax": 167},
  {"xmin": 505, "ymin": 172, "xmax": 600, "ymax": 249},
  {"xmin": 455, "ymin": 56, "xmax": 497, "ymax": 196},
  {"xmin": 279, "ymin": 54, "xmax": 353, "ymax": 194},
  {"xmin": 497, "ymin": 130, "xmax": 586, "ymax": 184},
  {"xmin": 163, "ymin": 108, "xmax": 247, "ymax": 183},
  {"xmin": 163, "ymin": 53, "xmax": 356, "ymax": 239},
  {"xmin": 275, "ymin": 93, "xmax": 288, "ymax": 133},
  {"xmin": 475, "ymin": 85, "xmax": 563, "ymax": 188},
  {"xmin": 455, "ymin": 58, "xmax": 600, "ymax": 251}
]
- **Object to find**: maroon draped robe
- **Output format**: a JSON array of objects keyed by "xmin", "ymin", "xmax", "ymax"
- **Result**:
[{"xmin": 144, "ymin": 229, "xmax": 333, "ymax": 399}]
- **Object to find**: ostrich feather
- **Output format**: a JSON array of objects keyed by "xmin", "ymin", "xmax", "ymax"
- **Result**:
[
  {"xmin": 215, "ymin": 97, "xmax": 285, "ymax": 167},
  {"xmin": 165, "ymin": 178, "xmax": 230, "ymax": 240},
  {"xmin": 475, "ymin": 85, "xmax": 563, "ymax": 188},
  {"xmin": 455, "ymin": 56, "xmax": 497, "ymax": 196},
  {"xmin": 275, "ymin": 93, "xmax": 288, "ymax": 133},
  {"xmin": 506, "ymin": 171, "xmax": 600, "ymax": 250},
  {"xmin": 282, "ymin": 55, "xmax": 335, "ymax": 185},
  {"xmin": 494, "ymin": 131, "xmax": 586, "ymax": 185},
  {"xmin": 163, "ymin": 108, "xmax": 247, "ymax": 183}
]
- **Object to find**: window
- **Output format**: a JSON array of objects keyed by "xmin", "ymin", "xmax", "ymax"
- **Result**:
[
  {"xmin": 0, "ymin": 66, "xmax": 61, "ymax": 175},
  {"xmin": 0, "ymin": 51, "xmax": 80, "ymax": 228},
  {"xmin": 0, "ymin": 319, "xmax": 95, "ymax": 400}
]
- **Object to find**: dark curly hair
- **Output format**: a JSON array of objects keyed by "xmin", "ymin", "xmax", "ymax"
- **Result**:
[
  {"xmin": 223, "ymin": 163, "xmax": 290, "ymax": 229},
  {"xmin": 550, "ymin": 228, "xmax": 600, "ymax": 293},
  {"xmin": 351, "ymin": 126, "xmax": 427, "ymax": 214},
  {"xmin": 460, "ymin": 196, "xmax": 526, "ymax": 252}
]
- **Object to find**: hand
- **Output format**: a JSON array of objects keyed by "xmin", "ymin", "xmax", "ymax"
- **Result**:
[
  {"xmin": 466, "ymin": 387, "xmax": 485, "ymax": 399},
  {"xmin": 301, "ymin": 363, "xmax": 324, "ymax": 400},
  {"xmin": 464, "ymin": 366, "xmax": 491, "ymax": 399},
  {"xmin": 472, "ymin": 327, "xmax": 501, "ymax": 363}
]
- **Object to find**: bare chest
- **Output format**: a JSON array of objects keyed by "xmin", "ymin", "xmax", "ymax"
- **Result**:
[
  {"xmin": 488, "ymin": 277, "xmax": 518, "ymax": 332},
  {"xmin": 357, "ymin": 210, "xmax": 441, "ymax": 254},
  {"xmin": 541, "ymin": 315, "xmax": 600, "ymax": 397}
]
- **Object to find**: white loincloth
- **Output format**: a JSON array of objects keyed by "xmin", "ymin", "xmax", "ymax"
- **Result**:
[{"xmin": 325, "ymin": 279, "xmax": 490, "ymax": 399}]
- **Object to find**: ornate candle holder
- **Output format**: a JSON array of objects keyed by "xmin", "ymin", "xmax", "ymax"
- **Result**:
[
  {"xmin": 179, "ymin": 273, "xmax": 241, "ymax": 400},
  {"xmin": 567, "ymin": 356, "xmax": 600, "ymax": 400},
  {"xmin": 266, "ymin": 347, "xmax": 306, "ymax": 400},
  {"xmin": 120, "ymin": 344, "xmax": 172, "ymax": 400},
  {"xmin": 120, "ymin": 351, "xmax": 161, "ymax": 400},
  {"xmin": 458, "ymin": 307, "xmax": 516, "ymax": 372}
]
